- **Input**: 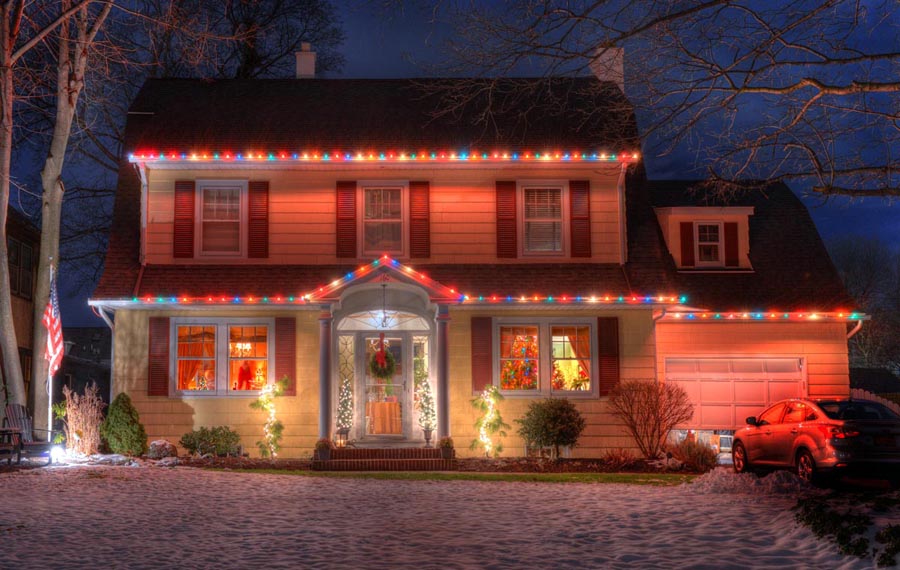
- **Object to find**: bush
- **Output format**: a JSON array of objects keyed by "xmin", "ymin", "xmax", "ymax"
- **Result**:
[
  {"xmin": 607, "ymin": 380, "xmax": 694, "ymax": 459},
  {"xmin": 668, "ymin": 439, "xmax": 718, "ymax": 473},
  {"xmin": 100, "ymin": 393, "xmax": 147, "ymax": 456},
  {"xmin": 601, "ymin": 448, "xmax": 636, "ymax": 471},
  {"xmin": 515, "ymin": 398, "xmax": 586, "ymax": 459},
  {"xmin": 59, "ymin": 383, "xmax": 107, "ymax": 455},
  {"xmin": 179, "ymin": 426, "xmax": 241, "ymax": 456}
]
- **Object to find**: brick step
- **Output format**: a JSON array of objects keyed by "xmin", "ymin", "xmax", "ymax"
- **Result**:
[
  {"xmin": 311, "ymin": 458, "xmax": 457, "ymax": 471},
  {"xmin": 331, "ymin": 447, "xmax": 447, "ymax": 460}
]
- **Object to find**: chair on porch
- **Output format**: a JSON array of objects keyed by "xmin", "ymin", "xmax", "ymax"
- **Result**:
[{"xmin": 3, "ymin": 404, "xmax": 60, "ymax": 465}]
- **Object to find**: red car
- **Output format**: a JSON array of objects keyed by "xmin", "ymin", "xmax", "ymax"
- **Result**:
[{"xmin": 732, "ymin": 398, "xmax": 900, "ymax": 484}]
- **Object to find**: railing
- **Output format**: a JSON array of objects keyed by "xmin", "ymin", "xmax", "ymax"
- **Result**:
[{"xmin": 850, "ymin": 388, "xmax": 900, "ymax": 415}]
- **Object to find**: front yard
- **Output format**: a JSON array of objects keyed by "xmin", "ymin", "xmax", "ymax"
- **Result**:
[{"xmin": 0, "ymin": 464, "xmax": 892, "ymax": 569}]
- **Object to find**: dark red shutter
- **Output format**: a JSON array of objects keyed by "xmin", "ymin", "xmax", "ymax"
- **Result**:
[
  {"xmin": 248, "ymin": 181, "xmax": 269, "ymax": 258},
  {"xmin": 496, "ymin": 181, "xmax": 517, "ymax": 258},
  {"xmin": 409, "ymin": 181, "xmax": 430, "ymax": 258},
  {"xmin": 597, "ymin": 317, "xmax": 619, "ymax": 397},
  {"xmin": 336, "ymin": 181, "xmax": 357, "ymax": 258},
  {"xmin": 173, "ymin": 181, "xmax": 195, "ymax": 258},
  {"xmin": 680, "ymin": 222, "xmax": 695, "ymax": 267},
  {"xmin": 471, "ymin": 316, "xmax": 493, "ymax": 394},
  {"xmin": 724, "ymin": 222, "xmax": 739, "ymax": 267},
  {"xmin": 148, "ymin": 317, "xmax": 170, "ymax": 396},
  {"xmin": 569, "ymin": 180, "xmax": 591, "ymax": 257},
  {"xmin": 275, "ymin": 317, "xmax": 297, "ymax": 396}
]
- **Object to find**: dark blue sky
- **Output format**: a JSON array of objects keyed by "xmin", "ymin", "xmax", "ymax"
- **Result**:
[{"xmin": 61, "ymin": 2, "xmax": 898, "ymax": 326}]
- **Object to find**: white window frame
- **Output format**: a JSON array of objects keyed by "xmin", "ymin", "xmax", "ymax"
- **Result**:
[
  {"xmin": 170, "ymin": 317, "xmax": 274, "ymax": 397},
  {"xmin": 493, "ymin": 317, "xmax": 598, "ymax": 398},
  {"xmin": 195, "ymin": 179, "xmax": 248, "ymax": 258},
  {"xmin": 694, "ymin": 221, "xmax": 724, "ymax": 267},
  {"xmin": 518, "ymin": 181, "xmax": 569, "ymax": 257},
  {"xmin": 358, "ymin": 181, "xmax": 409, "ymax": 258}
]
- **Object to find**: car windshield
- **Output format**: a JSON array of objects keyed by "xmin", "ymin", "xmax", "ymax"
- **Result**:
[{"xmin": 817, "ymin": 401, "xmax": 900, "ymax": 421}]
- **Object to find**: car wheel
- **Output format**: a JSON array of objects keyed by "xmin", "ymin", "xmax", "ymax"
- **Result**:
[
  {"xmin": 796, "ymin": 449, "xmax": 817, "ymax": 484},
  {"xmin": 733, "ymin": 441, "xmax": 752, "ymax": 474}
]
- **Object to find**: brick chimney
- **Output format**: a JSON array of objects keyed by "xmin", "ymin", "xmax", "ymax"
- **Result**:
[
  {"xmin": 295, "ymin": 42, "xmax": 316, "ymax": 78},
  {"xmin": 590, "ymin": 47, "xmax": 624, "ymax": 93}
]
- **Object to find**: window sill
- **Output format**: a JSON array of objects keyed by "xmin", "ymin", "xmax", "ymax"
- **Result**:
[
  {"xmin": 173, "ymin": 391, "xmax": 264, "ymax": 398},
  {"xmin": 494, "ymin": 389, "xmax": 598, "ymax": 399},
  {"xmin": 677, "ymin": 268, "xmax": 754, "ymax": 274}
]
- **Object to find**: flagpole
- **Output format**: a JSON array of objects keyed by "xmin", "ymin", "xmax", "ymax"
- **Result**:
[{"xmin": 47, "ymin": 263, "xmax": 54, "ymax": 442}]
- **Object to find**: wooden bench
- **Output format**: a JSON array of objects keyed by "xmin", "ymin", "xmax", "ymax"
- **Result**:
[{"xmin": 3, "ymin": 404, "xmax": 60, "ymax": 465}]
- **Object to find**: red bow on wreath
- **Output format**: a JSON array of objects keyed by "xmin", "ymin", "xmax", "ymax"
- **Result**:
[{"xmin": 376, "ymin": 332, "xmax": 387, "ymax": 368}]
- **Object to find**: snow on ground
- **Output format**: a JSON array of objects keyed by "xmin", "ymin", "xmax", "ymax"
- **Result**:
[{"xmin": 0, "ymin": 465, "xmax": 880, "ymax": 570}]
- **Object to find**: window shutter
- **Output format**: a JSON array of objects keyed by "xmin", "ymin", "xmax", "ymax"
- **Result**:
[
  {"xmin": 724, "ymin": 222, "xmax": 739, "ymax": 267},
  {"xmin": 597, "ymin": 317, "xmax": 620, "ymax": 397},
  {"xmin": 173, "ymin": 181, "xmax": 195, "ymax": 258},
  {"xmin": 148, "ymin": 317, "xmax": 170, "ymax": 396},
  {"xmin": 496, "ymin": 181, "xmax": 517, "ymax": 258},
  {"xmin": 275, "ymin": 317, "xmax": 297, "ymax": 396},
  {"xmin": 336, "ymin": 181, "xmax": 357, "ymax": 258},
  {"xmin": 248, "ymin": 181, "xmax": 269, "ymax": 258},
  {"xmin": 409, "ymin": 180, "xmax": 430, "ymax": 258},
  {"xmin": 569, "ymin": 180, "xmax": 591, "ymax": 257},
  {"xmin": 471, "ymin": 316, "xmax": 493, "ymax": 394},
  {"xmin": 679, "ymin": 222, "xmax": 695, "ymax": 267}
]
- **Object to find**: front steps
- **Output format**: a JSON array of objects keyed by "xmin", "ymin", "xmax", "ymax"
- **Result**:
[{"xmin": 312, "ymin": 447, "xmax": 456, "ymax": 471}]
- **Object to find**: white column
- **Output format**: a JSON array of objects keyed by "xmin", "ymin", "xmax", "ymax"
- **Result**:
[
  {"xmin": 437, "ymin": 305, "xmax": 451, "ymax": 438},
  {"xmin": 318, "ymin": 311, "xmax": 332, "ymax": 439}
]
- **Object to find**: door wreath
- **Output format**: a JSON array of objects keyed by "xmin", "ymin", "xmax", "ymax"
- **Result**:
[{"xmin": 369, "ymin": 333, "xmax": 396, "ymax": 380}]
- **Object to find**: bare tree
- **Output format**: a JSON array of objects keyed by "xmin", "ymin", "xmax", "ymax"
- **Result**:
[
  {"xmin": 434, "ymin": 1, "xmax": 900, "ymax": 198},
  {"xmin": 607, "ymin": 380, "xmax": 694, "ymax": 459}
]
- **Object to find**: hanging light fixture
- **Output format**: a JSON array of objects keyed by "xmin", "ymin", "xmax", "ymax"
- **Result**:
[{"xmin": 379, "ymin": 282, "xmax": 393, "ymax": 329}]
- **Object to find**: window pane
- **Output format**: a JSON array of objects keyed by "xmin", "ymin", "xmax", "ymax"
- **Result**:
[
  {"xmin": 524, "ymin": 188, "xmax": 562, "ymax": 253},
  {"xmin": 202, "ymin": 221, "xmax": 241, "ymax": 252},
  {"xmin": 698, "ymin": 244, "xmax": 719, "ymax": 262},
  {"xmin": 551, "ymin": 325, "xmax": 592, "ymax": 391},
  {"xmin": 230, "ymin": 360, "xmax": 267, "ymax": 391},
  {"xmin": 525, "ymin": 221, "xmax": 562, "ymax": 252},
  {"xmin": 364, "ymin": 221, "xmax": 402, "ymax": 252},
  {"xmin": 524, "ymin": 188, "xmax": 561, "ymax": 218},
  {"xmin": 229, "ymin": 326, "xmax": 269, "ymax": 391},
  {"xmin": 177, "ymin": 325, "xmax": 216, "ymax": 391},
  {"xmin": 499, "ymin": 326, "xmax": 539, "ymax": 390},
  {"xmin": 202, "ymin": 188, "xmax": 240, "ymax": 221},
  {"xmin": 698, "ymin": 224, "xmax": 719, "ymax": 243},
  {"xmin": 365, "ymin": 188, "xmax": 402, "ymax": 220},
  {"xmin": 201, "ymin": 187, "xmax": 241, "ymax": 253}
]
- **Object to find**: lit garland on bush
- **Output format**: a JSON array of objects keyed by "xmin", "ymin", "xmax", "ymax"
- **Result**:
[
  {"xmin": 249, "ymin": 376, "xmax": 288, "ymax": 459},
  {"xmin": 336, "ymin": 375, "xmax": 353, "ymax": 433},
  {"xmin": 470, "ymin": 386, "xmax": 509, "ymax": 458},
  {"xmin": 416, "ymin": 379, "xmax": 436, "ymax": 432}
]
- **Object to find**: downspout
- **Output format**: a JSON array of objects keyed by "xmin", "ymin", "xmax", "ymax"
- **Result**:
[
  {"xmin": 136, "ymin": 162, "xmax": 148, "ymax": 265},
  {"xmin": 96, "ymin": 305, "xmax": 115, "ymax": 403},
  {"xmin": 617, "ymin": 163, "xmax": 628, "ymax": 265},
  {"xmin": 650, "ymin": 308, "xmax": 667, "ymax": 385},
  {"xmin": 846, "ymin": 319, "xmax": 863, "ymax": 340}
]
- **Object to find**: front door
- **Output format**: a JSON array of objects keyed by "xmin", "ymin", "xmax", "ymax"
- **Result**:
[{"xmin": 363, "ymin": 335, "xmax": 407, "ymax": 438}]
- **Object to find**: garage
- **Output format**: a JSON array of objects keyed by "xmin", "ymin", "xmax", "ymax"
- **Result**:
[{"xmin": 665, "ymin": 357, "xmax": 806, "ymax": 429}]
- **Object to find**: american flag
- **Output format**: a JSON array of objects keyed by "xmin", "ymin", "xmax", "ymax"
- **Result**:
[{"xmin": 42, "ymin": 266, "xmax": 63, "ymax": 375}]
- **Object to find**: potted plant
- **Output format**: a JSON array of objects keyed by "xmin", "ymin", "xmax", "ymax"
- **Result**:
[
  {"xmin": 438, "ymin": 437, "xmax": 454, "ymax": 460},
  {"xmin": 315, "ymin": 438, "xmax": 335, "ymax": 461}
]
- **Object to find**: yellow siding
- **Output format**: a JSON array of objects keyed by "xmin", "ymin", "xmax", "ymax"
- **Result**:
[
  {"xmin": 144, "ymin": 165, "xmax": 623, "ymax": 265},
  {"xmin": 656, "ymin": 322, "xmax": 850, "ymax": 398}
]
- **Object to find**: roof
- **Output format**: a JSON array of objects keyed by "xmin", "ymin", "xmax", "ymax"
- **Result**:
[
  {"xmin": 7, "ymin": 207, "xmax": 39, "ymax": 243},
  {"xmin": 645, "ymin": 180, "xmax": 854, "ymax": 311},
  {"xmin": 128, "ymin": 77, "xmax": 638, "ymax": 153}
]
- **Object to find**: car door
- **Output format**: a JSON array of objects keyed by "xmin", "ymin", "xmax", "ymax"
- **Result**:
[
  {"xmin": 745, "ymin": 402, "xmax": 786, "ymax": 465},
  {"xmin": 769, "ymin": 401, "xmax": 806, "ymax": 467}
]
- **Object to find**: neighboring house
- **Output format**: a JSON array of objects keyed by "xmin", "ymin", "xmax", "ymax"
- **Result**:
[
  {"xmin": 57, "ymin": 327, "xmax": 112, "ymax": 406},
  {"xmin": 90, "ymin": 48, "xmax": 860, "ymax": 457},
  {"xmin": 2, "ymin": 207, "xmax": 38, "ymax": 406},
  {"xmin": 850, "ymin": 368, "xmax": 900, "ymax": 395}
]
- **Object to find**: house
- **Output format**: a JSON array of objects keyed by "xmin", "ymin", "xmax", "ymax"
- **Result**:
[
  {"xmin": 90, "ymin": 49, "xmax": 859, "ymax": 457},
  {"xmin": 57, "ymin": 327, "xmax": 112, "ymax": 406},
  {"xmin": 2, "ymin": 208, "xmax": 38, "ymax": 407}
]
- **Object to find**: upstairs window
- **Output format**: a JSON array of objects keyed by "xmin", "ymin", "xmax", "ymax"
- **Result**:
[
  {"xmin": 361, "ymin": 184, "xmax": 406, "ymax": 256},
  {"xmin": 695, "ymin": 222, "xmax": 723, "ymax": 265},
  {"xmin": 196, "ymin": 181, "xmax": 247, "ymax": 256},
  {"xmin": 522, "ymin": 187, "xmax": 564, "ymax": 254},
  {"xmin": 8, "ymin": 237, "xmax": 33, "ymax": 299}
]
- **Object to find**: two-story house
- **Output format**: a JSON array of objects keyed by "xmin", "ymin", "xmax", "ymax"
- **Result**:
[
  {"xmin": 90, "ymin": 49, "xmax": 859, "ymax": 457},
  {"xmin": 2, "ymin": 208, "xmax": 38, "ymax": 406}
]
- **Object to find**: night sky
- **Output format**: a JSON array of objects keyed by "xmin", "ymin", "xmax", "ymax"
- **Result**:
[{"xmin": 60, "ymin": 2, "xmax": 899, "ymax": 326}]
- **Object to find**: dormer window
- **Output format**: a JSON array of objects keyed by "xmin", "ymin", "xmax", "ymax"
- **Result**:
[
  {"xmin": 696, "ymin": 222, "xmax": 723, "ymax": 265},
  {"xmin": 653, "ymin": 206, "xmax": 754, "ymax": 270}
]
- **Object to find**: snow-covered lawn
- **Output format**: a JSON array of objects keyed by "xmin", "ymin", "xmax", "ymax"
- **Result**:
[{"xmin": 0, "ymin": 465, "xmax": 883, "ymax": 569}]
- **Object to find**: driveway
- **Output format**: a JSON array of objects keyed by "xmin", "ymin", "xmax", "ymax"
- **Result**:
[{"xmin": 0, "ymin": 466, "xmax": 873, "ymax": 569}]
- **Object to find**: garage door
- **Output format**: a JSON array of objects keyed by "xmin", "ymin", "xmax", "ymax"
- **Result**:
[{"xmin": 665, "ymin": 357, "xmax": 805, "ymax": 429}]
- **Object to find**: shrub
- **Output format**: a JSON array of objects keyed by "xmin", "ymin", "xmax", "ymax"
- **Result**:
[
  {"xmin": 607, "ymin": 380, "xmax": 694, "ymax": 459},
  {"xmin": 58, "ymin": 383, "xmax": 107, "ymax": 455},
  {"xmin": 101, "ymin": 393, "xmax": 147, "ymax": 456},
  {"xmin": 438, "ymin": 436, "xmax": 454, "ymax": 449},
  {"xmin": 179, "ymin": 426, "xmax": 241, "ymax": 457},
  {"xmin": 601, "ymin": 448, "xmax": 636, "ymax": 471},
  {"xmin": 668, "ymin": 438, "xmax": 719, "ymax": 473},
  {"xmin": 515, "ymin": 398, "xmax": 586, "ymax": 460}
]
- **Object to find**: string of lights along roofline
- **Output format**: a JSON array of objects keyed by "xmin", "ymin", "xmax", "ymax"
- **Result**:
[
  {"xmin": 114, "ymin": 256, "xmax": 862, "ymax": 321},
  {"xmin": 128, "ymin": 150, "xmax": 641, "ymax": 163}
]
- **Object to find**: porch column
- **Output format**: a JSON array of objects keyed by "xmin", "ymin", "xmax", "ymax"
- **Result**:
[
  {"xmin": 318, "ymin": 310, "xmax": 333, "ymax": 439},
  {"xmin": 437, "ymin": 305, "xmax": 451, "ymax": 438}
]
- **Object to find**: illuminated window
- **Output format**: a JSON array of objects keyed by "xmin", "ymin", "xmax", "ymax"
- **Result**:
[
  {"xmin": 495, "ymin": 319, "xmax": 598, "ymax": 396},
  {"xmin": 695, "ymin": 222, "xmax": 722, "ymax": 264},
  {"xmin": 522, "ymin": 187, "xmax": 564, "ymax": 254},
  {"xmin": 362, "ymin": 186, "xmax": 405, "ymax": 255},
  {"xmin": 198, "ymin": 181, "xmax": 246, "ymax": 256},
  {"xmin": 172, "ymin": 319, "xmax": 272, "ymax": 396}
]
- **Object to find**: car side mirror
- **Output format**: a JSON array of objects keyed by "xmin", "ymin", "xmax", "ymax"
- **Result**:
[{"xmin": 746, "ymin": 416, "xmax": 758, "ymax": 426}]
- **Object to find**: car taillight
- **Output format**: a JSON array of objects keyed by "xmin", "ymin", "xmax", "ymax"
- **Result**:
[{"xmin": 830, "ymin": 426, "xmax": 860, "ymax": 439}]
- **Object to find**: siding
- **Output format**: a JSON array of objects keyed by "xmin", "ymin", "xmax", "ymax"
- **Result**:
[
  {"xmin": 144, "ymin": 166, "xmax": 623, "ymax": 265},
  {"xmin": 656, "ymin": 322, "xmax": 850, "ymax": 398}
]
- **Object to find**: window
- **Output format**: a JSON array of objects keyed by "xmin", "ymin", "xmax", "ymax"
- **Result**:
[
  {"xmin": 197, "ymin": 181, "xmax": 246, "ymax": 256},
  {"xmin": 8, "ymin": 237, "xmax": 33, "ymax": 299},
  {"xmin": 522, "ymin": 186, "xmax": 564, "ymax": 254},
  {"xmin": 782, "ymin": 402, "xmax": 806, "ymax": 424},
  {"xmin": 495, "ymin": 319, "xmax": 595, "ymax": 395},
  {"xmin": 757, "ymin": 403, "xmax": 785, "ymax": 426},
  {"xmin": 361, "ymin": 185, "xmax": 406, "ymax": 255},
  {"xmin": 173, "ymin": 319, "xmax": 272, "ymax": 395},
  {"xmin": 695, "ymin": 222, "xmax": 722, "ymax": 265}
]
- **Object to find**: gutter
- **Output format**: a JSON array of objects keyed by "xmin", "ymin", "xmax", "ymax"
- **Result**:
[
  {"xmin": 847, "ymin": 319, "xmax": 863, "ymax": 340},
  {"xmin": 617, "ymin": 163, "xmax": 628, "ymax": 264}
]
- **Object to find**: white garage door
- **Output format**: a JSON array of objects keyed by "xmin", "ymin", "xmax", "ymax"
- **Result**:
[{"xmin": 665, "ymin": 357, "xmax": 805, "ymax": 430}]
